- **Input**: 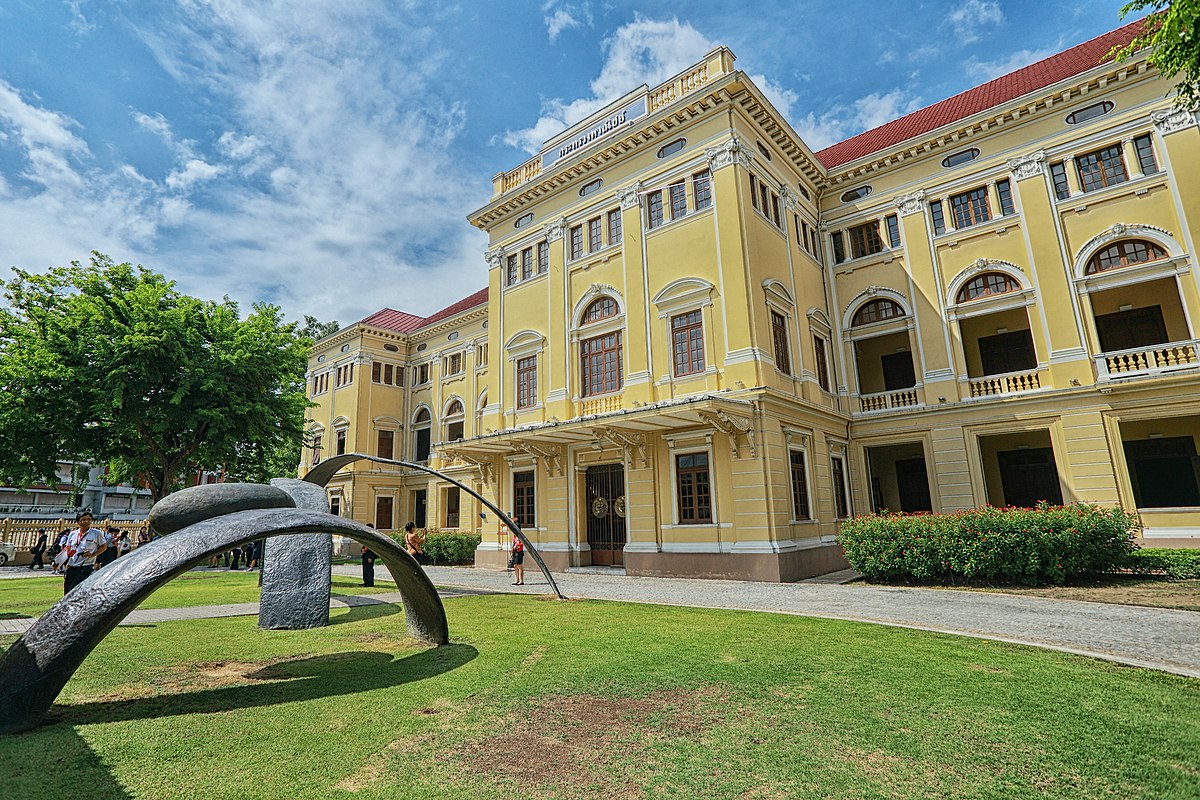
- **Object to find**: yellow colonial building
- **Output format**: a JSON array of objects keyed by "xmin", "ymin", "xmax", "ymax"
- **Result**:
[{"xmin": 307, "ymin": 19, "xmax": 1200, "ymax": 579}]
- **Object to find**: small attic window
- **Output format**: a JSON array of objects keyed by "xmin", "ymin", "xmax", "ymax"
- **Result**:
[
  {"xmin": 416, "ymin": 343, "xmax": 427, "ymax": 352},
  {"xmin": 514, "ymin": 212, "xmax": 534, "ymax": 229},
  {"xmin": 798, "ymin": 184, "xmax": 811, "ymax": 200},
  {"xmin": 383, "ymin": 343, "xmax": 399, "ymax": 352},
  {"xmin": 579, "ymin": 178, "xmax": 603, "ymax": 197},
  {"xmin": 448, "ymin": 331, "xmax": 459, "ymax": 341},
  {"xmin": 317, "ymin": 355, "xmax": 326, "ymax": 363},
  {"xmin": 941, "ymin": 148, "xmax": 980, "ymax": 168},
  {"xmin": 657, "ymin": 138, "xmax": 686, "ymax": 158},
  {"xmin": 1066, "ymin": 101, "xmax": 1114, "ymax": 125},
  {"xmin": 340, "ymin": 344, "xmax": 351, "ymax": 353},
  {"xmin": 756, "ymin": 141, "xmax": 772, "ymax": 160},
  {"xmin": 840, "ymin": 186, "xmax": 872, "ymax": 202}
]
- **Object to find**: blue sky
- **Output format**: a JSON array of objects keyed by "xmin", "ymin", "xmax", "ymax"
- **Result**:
[{"xmin": 0, "ymin": 0, "xmax": 1134, "ymax": 325}]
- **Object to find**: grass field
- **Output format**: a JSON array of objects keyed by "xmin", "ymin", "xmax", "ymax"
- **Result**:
[
  {"xmin": 0, "ymin": 586, "xmax": 1197, "ymax": 799},
  {"xmin": 0, "ymin": 571, "xmax": 398, "ymax": 619}
]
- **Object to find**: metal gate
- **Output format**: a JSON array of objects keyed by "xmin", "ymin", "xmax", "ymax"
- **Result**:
[{"xmin": 584, "ymin": 463, "xmax": 626, "ymax": 566}]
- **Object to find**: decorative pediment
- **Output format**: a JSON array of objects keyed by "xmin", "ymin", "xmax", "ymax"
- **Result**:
[
  {"xmin": 704, "ymin": 136, "xmax": 754, "ymax": 171},
  {"xmin": 1152, "ymin": 107, "xmax": 1198, "ymax": 136},
  {"xmin": 504, "ymin": 329, "xmax": 547, "ymax": 354},
  {"xmin": 615, "ymin": 182, "xmax": 644, "ymax": 210},
  {"xmin": 1007, "ymin": 150, "xmax": 1046, "ymax": 181},
  {"xmin": 542, "ymin": 217, "xmax": 566, "ymax": 242},
  {"xmin": 485, "ymin": 247, "xmax": 506, "ymax": 269},
  {"xmin": 895, "ymin": 190, "xmax": 926, "ymax": 216}
]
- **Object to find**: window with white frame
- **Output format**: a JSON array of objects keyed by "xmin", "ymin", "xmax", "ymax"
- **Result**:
[
  {"xmin": 831, "ymin": 453, "xmax": 850, "ymax": 518},
  {"xmin": 789, "ymin": 449, "xmax": 811, "ymax": 520},
  {"xmin": 675, "ymin": 451, "xmax": 712, "ymax": 524}
]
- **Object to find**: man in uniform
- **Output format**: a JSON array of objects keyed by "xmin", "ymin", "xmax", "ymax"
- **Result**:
[{"xmin": 62, "ymin": 511, "xmax": 108, "ymax": 594}]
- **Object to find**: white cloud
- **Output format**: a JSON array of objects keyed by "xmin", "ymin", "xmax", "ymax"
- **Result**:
[
  {"xmin": 501, "ymin": 16, "xmax": 712, "ymax": 154},
  {"xmin": 165, "ymin": 159, "xmax": 223, "ymax": 191},
  {"xmin": 968, "ymin": 46, "xmax": 1058, "ymax": 81},
  {"xmin": 947, "ymin": 0, "xmax": 1004, "ymax": 45},
  {"xmin": 545, "ymin": 9, "xmax": 583, "ymax": 42},
  {"xmin": 132, "ymin": 110, "xmax": 173, "ymax": 141},
  {"xmin": 793, "ymin": 90, "xmax": 924, "ymax": 151}
]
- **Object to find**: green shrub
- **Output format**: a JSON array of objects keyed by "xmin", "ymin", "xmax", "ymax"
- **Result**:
[
  {"xmin": 839, "ymin": 504, "xmax": 1140, "ymax": 586},
  {"xmin": 1126, "ymin": 548, "xmax": 1200, "ymax": 579},
  {"xmin": 423, "ymin": 531, "xmax": 481, "ymax": 565}
]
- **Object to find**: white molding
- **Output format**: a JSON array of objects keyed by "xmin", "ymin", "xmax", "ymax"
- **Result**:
[
  {"xmin": 1007, "ymin": 149, "xmax": 1046, "ymax": 181},
  {"xmin": 704, "ymin": 136, "xmax": 755, "ymax": 171},
  {"xmin": 1050, "ymin": 347, "xmax": 1088, "ymax": 363},
  {"xmin": 1151, "ymin": 107, "xmax": 1199, "ymax": 136}
]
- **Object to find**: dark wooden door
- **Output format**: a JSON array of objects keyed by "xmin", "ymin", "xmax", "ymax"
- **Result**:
[
  {"xmin": 585, "ymin": 464, "xmax": 626, "ymax": 566},
  {"xmin": 412, "ymin": 490, "xmax": 427, "ymax": 529},
  {"xmin": 1123, "ymin": 436, "xmax": 1200, "ymax": 508},
  {"xmin": 880, "ymin": 351, "xmax": 916, "ymax": 391},
  {"xmin": 1095, "ymin": 306, "xmax": 1168, "ymax": 353},
  {"xmin": 977, "ymin": 330, "xmax": 1037, "ymax": 376},
  {"xmin": 895, "ymin": 458, "xmax": 933, "ymax": 512},
  {"xmin": 997, "ymin": 448, "xmax": 1063, "ymax": 507}
]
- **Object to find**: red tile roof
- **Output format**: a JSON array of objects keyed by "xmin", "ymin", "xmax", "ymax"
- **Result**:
[
  {"xmin": 357, "ymin": 287, "xmax": 489, "ymax": 334},
  {"xmin": 815, "ymin": 18, "xmax": 1147, "ymax": 170}
]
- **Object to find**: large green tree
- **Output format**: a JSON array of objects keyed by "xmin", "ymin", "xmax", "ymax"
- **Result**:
[
  {"xmin": 0, "ymin": 252, "xmax": 313, "ymax": 502},
  {"xmin": 1112, "ymin": 1, "xmax": 1200, "ymax": 107}
]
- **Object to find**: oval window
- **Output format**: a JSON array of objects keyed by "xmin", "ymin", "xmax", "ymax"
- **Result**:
[
  {"xmin": 579, "ymin": 178, "xmax": 603, "ymax": 197},
  {"xmin": 1066, "ymin": 101, "xmax": 1114, "ymax": 125},
  {"xmin": 316, "ymin": 354, "xmax": 326, "ymax": 363},
  {"xmin": 514, "ymin": 212, "xmax": 533, "ymax": 229},
  {"xmin": 383, "ymin": 343, "xmax": 399, "ymax": 352},
  {"xmin": 656, "ymin": 138, "xmax": 686, "ymax": 158},
  {"xmin": 756, "ymin": 141, "xmax": 772, "ymax": 160},
  {"xmin": 340, "ymin": 344, "xmax": 350, "ymax": 353},
  {"xmin": 798, "ymin": 184, "xmax": 811, "ymax": 200},
  {"xmin": 448, "ymin": 331, "xmax": 459, "ymax": 341},
  {"xmin": 840, "ymin": 186, "xmax": 872, "ymax": 203},
  {"xmin": 482, "ymin": 320, "xmax": 488, "ymax": 329},
  {"xmin": 941, "ymin": 148, "xmax": 980, "ymax": 168},
  {"xmin": 416, "ymin": 343, "xmax": 427, "ymax": 352}
]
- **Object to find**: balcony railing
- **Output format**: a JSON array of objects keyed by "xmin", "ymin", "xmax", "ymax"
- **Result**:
[
  {"xmin": 579, "ymin": 393, "xmax": 623, "ymax": 416},
  {"xmin": 858, "ymin": 386, "xmax": 921, "ymax": 413},
  {"xmin": 969, "ymin": 369, "xmax": 1043, "ymax": 398},
  {"xmin": 1095, "ymin": 339, "xmax": 1200, "ymax": 379}
]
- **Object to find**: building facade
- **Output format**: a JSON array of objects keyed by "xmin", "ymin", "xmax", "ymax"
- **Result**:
[{"xmin": 307, "ymin": 19, "xmax": 1200, "ymax": 579}]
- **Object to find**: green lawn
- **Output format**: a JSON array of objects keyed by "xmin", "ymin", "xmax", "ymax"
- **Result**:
[
  {"xmin": 0, "ymin": 571, "xmax": 398, "ymax": 619},
  {"xmin": 0, "ymin": 594, "xmax": 1196, "ymax": 799}
]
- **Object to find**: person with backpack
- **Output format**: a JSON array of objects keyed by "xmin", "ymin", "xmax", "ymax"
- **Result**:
[{"xmin": 29, "ymin": 529, "xmax": 48, "ymax": 570}]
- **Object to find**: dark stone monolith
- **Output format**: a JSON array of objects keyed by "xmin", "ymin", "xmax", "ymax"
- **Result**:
[{"xmin": 258, "ymin": 478, "xmax": 334, "ymax": 629}]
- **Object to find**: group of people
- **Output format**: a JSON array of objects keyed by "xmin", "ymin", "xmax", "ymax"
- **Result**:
[
  {"xmin": 206, "ymin": 541, "xmax": 261, "ymax": 571},
  {"xmin": 359, "ymin": 521, "xmax": 427, "ymax": 586}
]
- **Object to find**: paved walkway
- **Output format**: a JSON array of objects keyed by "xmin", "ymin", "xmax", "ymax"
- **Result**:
[{"xmin": 332, "ymin": 565, "xmax": 1200, "ymax": 678}]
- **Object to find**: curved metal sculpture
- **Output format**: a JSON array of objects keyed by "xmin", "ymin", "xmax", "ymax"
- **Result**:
[
  {"xmin": 306, "ymin": 453, "xmax": 566, "ymax": 600},
  {"xmin": 0, "ymin": 508, "xmax": 447, "ymax": 735}
]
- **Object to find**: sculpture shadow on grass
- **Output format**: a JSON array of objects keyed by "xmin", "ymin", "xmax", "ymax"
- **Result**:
[
  {"xmin": 52, "ymin": 642, "xmax": 478, "ymax": 728},
  {"xmin": 0, "ymin": 507, "xmax": 449, "ymax": 735}
]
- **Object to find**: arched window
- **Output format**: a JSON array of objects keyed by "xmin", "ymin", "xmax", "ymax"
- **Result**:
[
  {"xmin": 956, "ymin": 272, "xmax": 1020, "ymax": 303},
  {"xmin": 851, "ymin": 298, "xmax": 905, "ymax": 327},
  {"xmin": 582, "ymin": 296, "xmax": 618, "ymax": 324},
  {"xmin": 445, "ymin": 400, "xmax": 464, "ymax": 416},
  {"xmin": 1085, "ymin": 239, "xmax": 1167, "ymax": 275},
  {"xmin": 444, "ymin": 400, "xmax": 464, "ymax": 442},
  {"xmin": 413, "ymin": 408, "xmax": 432, "ymax": 462}
]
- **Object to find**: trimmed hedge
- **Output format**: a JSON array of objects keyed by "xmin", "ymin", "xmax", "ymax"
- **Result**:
[
  {"xmin": 1126, "ymin": 548, "xmax": 1200, "ymax": 580},
  {"xmin": 384, "ymin": 529, "xmax": 480, "ymax": 565},
  {"xmin": 839, "ymin": 504, "xmax": 1139, "ymax": 586}
]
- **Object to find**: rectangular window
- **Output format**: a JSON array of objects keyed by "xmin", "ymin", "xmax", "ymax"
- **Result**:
[
  {"xmin": 759, "ymin": 182, "xmax": 771, "ymax": 217},
  {"xmin": 885, "ymin": 214, "xmax": 901, "ymax": 248},
  {"xmin": 588, "ymin": 216, "xmax": 603, "ymax": 252},
  {"xmin": 414, "ymin": 426, "xmax": 431, "ymax": 462},
  {"xmin": 648, "ymin": 190, "xmax": 665, "ymax": 229},
  {"xmin": 580, "ymin": 331, "xmax": 623, "ymax": 396},
  {"xmin": 336, "ymin": 428, "xmax": 347, "ymax": 456},
  {"xmin": 770, "ymin": 310, "xmax": 791, "ymax": 375},
  {"xmin": 831, "ymin": 455, "xmax": 849, "ymax": 518},
  {"xmin": 929, "ymin": 200, "xmax": 946, "ymax": 234},
  {"xmin": 311, "ymin": 433, "xmax": 322, "ymax": 465},
  {"xmin": 1050, "ymin": 161, "xmax": 1070, "ymax": 200},
  {"xmin": 831, "ymin": 231, "xmax": 846, "ymax": 264},
  {"xmin": 607, "ymin": 208, "xmax": 622, "ymax": 245},
  {"xmin": 789, "ymin": 450, "xmax": 810, "ymax": 520},
  {"xmin": 506, "ymin": 254, "xmax": 518, "ymax": 286},
  {"xmin": 476, "ymin": 343, "xmax": 489, "ymax": 366},
  {"xmin": 1076, "ymin": 145, "xmax": 1127, "ymax": 192},
  {"xmin": 444, "ymin": 487, "xmax": 460, "ymax": 528},
  {"xmin": 516, "ymin": 355, "xmax": 537, "ymax": 409},
  {"xmin": 385, "ymin": 364, "xmax": 396, "ymax": 385},
  {"xmin": 537, "ymin": 240, "xmax": 549, "ymax": 273},
  {"xmin": 570, "ymin": 225, "xmax": 584, "ymax": 259},
  {"xmin": 671, "ymin": 310, "xmax": 705, "ymax": 377},
  {"xmin": 521, "ymin": 247, "xmax": 533, "ymax": 280},
  {"xmin": 676, "ymin": 452, "xmax": 713, "ymax": 524},
  {"xmin": 950, "ymin": 186, "xmax": 991, "ymax": 229},
  {"xmin": 1134, "ymin": 134, "xmax": 1159, "ymax": 175},
  {"xmin": 415, "ymin": 363, "xmax": 430, "ymax": 385},
  {"xmin": 329, "ymin": 495, "xmax": 340, "ymax": 516},
  {"xmin": 770, "ymin": 193, "xmax": 782, "ymax": 227},
  {"xmin": 848, "ymin": 221, "xmax": 884, "ymax": 259},
  {"xmin": 445, "ymin": 353, "xmax": 462, "ymax": 375},
  {"xmin": 335, "ymin": 364, "xmax": 354, "ymax": 387},
  {"xmin": 371, "ymin": 362, "xmax": 382, "ymax": 383},
  {"xmin": 796, "ymin": 216, "xmax": 805, "ymax": 248},
  {"xmin": 813, "ymin": 335, "xmax": 830, "ymax": 391},
  {"xmin": 996, "ymin": 179, "xmax": 1016, "ymax": 216},
  {"xmin": 669, "ymin": 180, "xmax": 687, "ymax": 220},
  {"xmin": 749, "ymin": 174, "xmax": 760, "ymax": 210},
  {"xmin": 513, "ymin": 471, "xmax": 536, "ymax": 528},
  {"xmin": 446, "ymin": 420, "xmax": 464, "ymax": 441},
  {"xmin": 377, "ymin": 429, "xmax": 394, "ymax": 460},
  {"xmin": 375, "ymin": 495, "xmax": 393, "ymax": 530},
  {"xmin": 692, "ymin": 169, "xmax": 712, "ymax": 210}
]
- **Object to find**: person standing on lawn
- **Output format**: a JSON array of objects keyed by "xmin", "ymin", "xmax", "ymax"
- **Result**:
[
  {"xmin": 361, "ymin": 544, "xmax": 377, "ymax": 586},
  {"xmin": 509, "ymin": 532, "xmax": 525, "ymax": 586},
  {"xmin": 29, "ymin": 528, "xmax": 48, "ymax": 570},
  {"xmin": 63, "ymin": 511, "xmax": 107, "ymax": 593},
  {"xmin": 404, "ymin": 522, "xmax": 426, "ymax": 565}
]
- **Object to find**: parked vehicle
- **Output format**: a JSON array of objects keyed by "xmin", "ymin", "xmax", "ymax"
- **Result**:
[{"xmin": 0, "ymin": 541, "xmax": 15, "ymax": 566}]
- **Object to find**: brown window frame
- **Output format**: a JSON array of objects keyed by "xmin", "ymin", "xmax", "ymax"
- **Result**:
[
  {"xmin": 669, "ymin": 180, "xmax": 687, "ymax": 220},
  {"xmin": 377, "ymin": 428, "xmax": 394, "ymax": 460},
  {"xmin": 1085, "ymin": 239, "xmax": 1168, "ymax": 275},
  {"xmin": 335, "ymin": 428, "xmax": 347, "ymax": 456},
  {"xmin": 789, "ymin": 450, "xmax": 811, "ymax": 520},
  {"xmin": 813, "ymin": 335, "xmax": 831, "ymax": 391},
  {"xmin": 1076, "ymin": 145, "xmax": 1128, "ymax": 192},
  {"xmin": 671, "ymin": 309, "xmax": 705, "ymax": 377},
  {"xmin": 513, "ymin": 471, "xmax": 536, "ymax": 528},
  {"xmin": 516, "ymin": 355, "xmax": 537, "ymax": 409},
  {"xmin": 957, "ymin": 272, "xmax": 1020, "ymax": 303},
  {"xmin": 950, "ymin": 186, "xmax": 991, "ymax": 229},
  {"xmin": 831, "ymin": 455, "xmax": 850, "ymax": 519},
  {"xmin": 647, "ymin": 190, "xmax": 665, "ymax": 229},
  {"xmin": 770, "ymin": 310, "xmax": 791, "ymax": 375},
  {"xmin": 588, "ymin": 216, "xmax": 603, "ymax": 252},
  {"xmin": 607, "ymin": 208, "xmax": 622, "ymax": 245},
  {"xmin": 692, "ymin": 169, "xmax": 712, "ymax": 210},
  {"xmin": 582, "ymin": 296, "xmax": 618, "ymax": 324},
  {"xmin": 675, "ymin": 452, "xmax": 713, "ymax": 524},
  {"xmin": 569, "ymin": 225, "xmax": 584, "ymax": 260},
  {"xmin": 851, "ymin": 298, "xmax": 905, "ymax": 327},
  {"xmin": 537, "ymin": 240, "xmax": 549, "ymax": 273},
  {"xmin": 848, "ymin": 221, "xmax": 884, "ymax": 259},
  {"xmin": 580, "ymin": 331, "xmax": 623, "ymax": 397}
]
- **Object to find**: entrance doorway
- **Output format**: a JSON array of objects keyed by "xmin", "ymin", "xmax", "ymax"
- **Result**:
[
  {"xmin": 584, "ymin": 463, "xmax": 626, "ymax": 566},
  {"xmin": 979, "ymin": 430, "xmax": 1063, "ymax": 507},
  {"xmin": 412, "ymin": 489, "xmax": 427, "ymax": 529},
  {"xmin": 866, "ymin": 442, "xmax": 933, "ymax": 513}
]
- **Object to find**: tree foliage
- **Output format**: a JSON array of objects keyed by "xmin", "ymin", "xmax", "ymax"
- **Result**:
[
  {"xmin": 0, "ymin": 253, "xmax": 313, "ymax": 501},
  {"xmin": 1111, "ymin": 1, "xmax": 1200, "ymax": 108}
]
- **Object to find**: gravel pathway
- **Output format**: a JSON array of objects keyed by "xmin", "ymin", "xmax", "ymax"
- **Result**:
[{"xmin": 336, "ymin": 565, "xmax": 1200, "ymax": 678}]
